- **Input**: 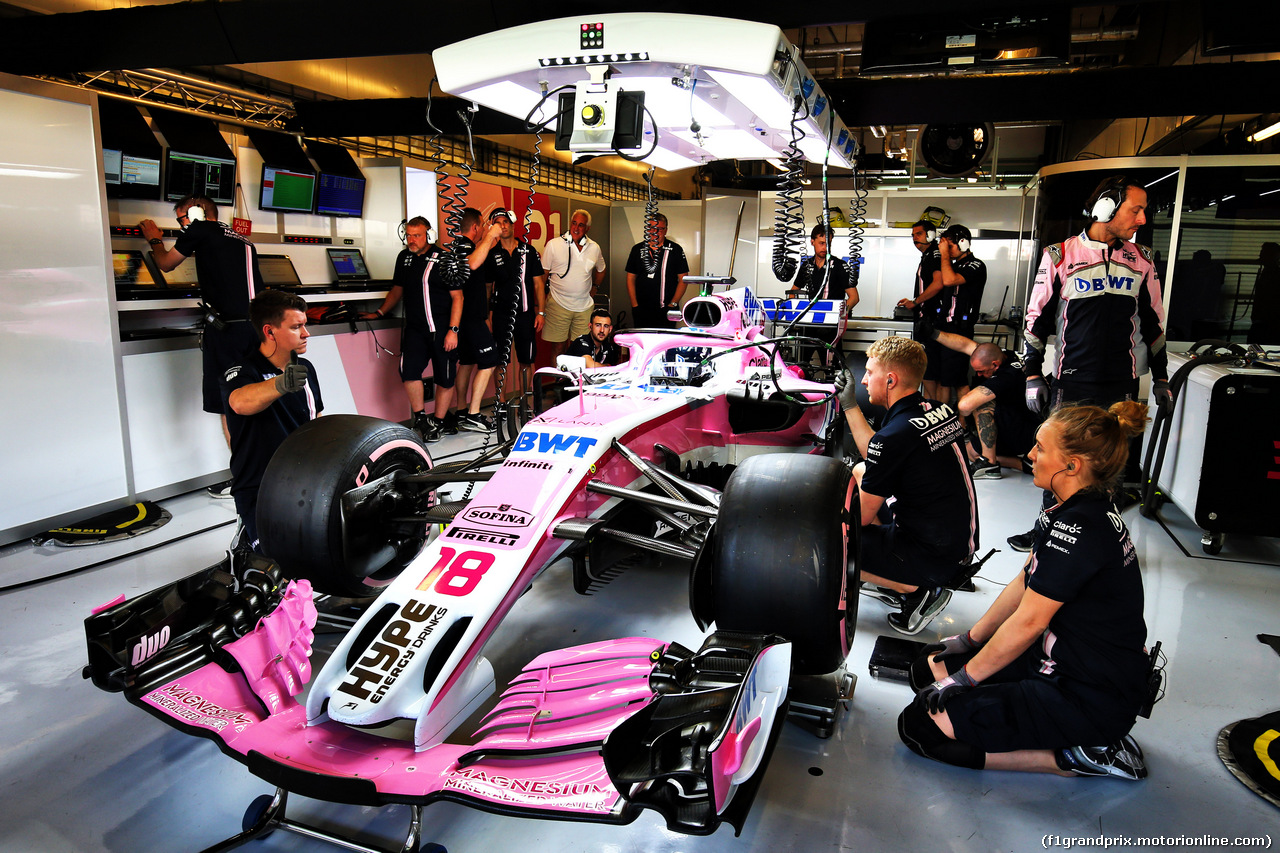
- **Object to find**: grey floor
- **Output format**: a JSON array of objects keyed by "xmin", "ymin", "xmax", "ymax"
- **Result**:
[{"xmin": 1, "ymin": 426, "xmax": 1278, "ymax": 853}]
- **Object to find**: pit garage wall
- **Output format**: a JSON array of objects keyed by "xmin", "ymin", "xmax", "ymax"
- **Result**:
[{"xmin": 0, "ymin": 76, "xmax": 131, "ymax": 546}]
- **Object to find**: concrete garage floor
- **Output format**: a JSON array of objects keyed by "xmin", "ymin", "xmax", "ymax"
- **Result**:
[{"xmin": 0, "ymin": 424, "xmax": 1277, "ymax": 853}]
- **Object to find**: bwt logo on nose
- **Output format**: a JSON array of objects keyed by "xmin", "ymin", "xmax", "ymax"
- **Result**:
[
  {"xmin": 1074, "ymin": 275, "xmax": 1135, "ymax": 293},
  {"xmin": 512, "ymin": 431, "xmax": 599, "ymax": 457}
]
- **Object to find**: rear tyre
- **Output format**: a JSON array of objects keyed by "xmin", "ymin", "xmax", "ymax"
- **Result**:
[
  {"xmin": 257, "ymin": 415, "xmax": 433, "ymax": 596},
  {"xmin": 711, "ymin": 453, "xmax": 855, "ymax": 675}
]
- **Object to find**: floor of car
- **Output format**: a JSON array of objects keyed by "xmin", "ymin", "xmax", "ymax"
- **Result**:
[{"xmin": 2, "ymin": 423, "xmax": 1277, "ymax": 852}]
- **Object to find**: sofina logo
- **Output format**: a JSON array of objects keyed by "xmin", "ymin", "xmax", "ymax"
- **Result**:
[{"xmin": 461, "ymin": 504, "xmax": 533, "ymax": 528}]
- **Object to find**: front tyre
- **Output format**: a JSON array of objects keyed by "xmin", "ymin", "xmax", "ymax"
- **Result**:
[
  {"xmin": 711, "ymin": 453, "xmax": 855, "ymax": 675},
  {"xmin": 257, "ymin": 415, "xmax": 433, "ymax": 596}
]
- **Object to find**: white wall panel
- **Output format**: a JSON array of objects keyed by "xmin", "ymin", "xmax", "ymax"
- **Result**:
[
  {"xmin": 121, "ymin": 349, "xmax": 229, "ymax": 493},
  {"xmin": 0, "ymin": 82, "xmax": 128, "ymax": 536}
]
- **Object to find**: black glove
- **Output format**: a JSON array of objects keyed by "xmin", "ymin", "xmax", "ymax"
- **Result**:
[
  {"xmin": 1025, "ymin": 376, "xmax": 1050, "ymax": 414},
  {"xmin": 916, "ymin": 666, "xmax": 977, "ymax": 714},
  {"xmin": 1153, "ymin": 379, "xmax": 1172, "ymax": 414},
  {"xmin": 274, "ymin": 353, "xmax": 308, "ymax": 395},
  {"xmin": 922, "ymin": 630, "xmax": 981, "ymax": 663},
  {"xmin": 834, "ymin": 368, "xmax": 860, "ymax": 412}
]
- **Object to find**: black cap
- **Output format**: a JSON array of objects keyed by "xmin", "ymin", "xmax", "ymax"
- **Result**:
[
  {"xmin": 941, "ymin": 224, "xmax": 971, "ymax": 243},
  {"xmin": 488, "ymin": 208, "xmax": 515, "ymax": 222}
]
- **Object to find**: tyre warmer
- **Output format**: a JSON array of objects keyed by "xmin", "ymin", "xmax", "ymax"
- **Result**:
[{"xmin": 83, "ymin": 555, "xmax": 791, "ymax": 836}]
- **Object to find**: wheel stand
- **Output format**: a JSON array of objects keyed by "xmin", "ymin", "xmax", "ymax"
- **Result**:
[
  {"xmin": 198, "ymin": 787, "xmax": 443, "ymax": 853},
  {"xmin": 786, "ymin": 666, "xmax": 856, "ymax": 739}
]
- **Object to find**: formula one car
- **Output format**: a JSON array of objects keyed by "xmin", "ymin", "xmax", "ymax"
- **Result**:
[{"xmin": 83, "ymin": 286, "xmax": 856, "ymax": 850}]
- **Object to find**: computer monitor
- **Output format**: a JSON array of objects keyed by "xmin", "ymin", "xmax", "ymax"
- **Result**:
[
  {"xmin": 165, "ymin": 149, "xmax": 235, "ymax": 204},
  {"xmin": 112, "ymin": 250, "xmax": 162, "ymax": 289},
  {"xmin": 161, "ymin": 255, "xmax": 201, "ymax": 289},
  {"xmin": 105, "ymin": 148, "xmax": 162, "ymax": 200},
  {"xmin": 314, "ymin": 172, "xmax": 366, "ymax": 218},
  {"xmin": 259, "ymin": 164, "xmax": 317, "ymax": 214}
]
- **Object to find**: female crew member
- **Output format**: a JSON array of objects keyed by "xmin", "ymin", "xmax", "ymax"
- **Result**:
[{"xmin": 899, "ymin": 400, "xmax": 1153, "ymax": 780}]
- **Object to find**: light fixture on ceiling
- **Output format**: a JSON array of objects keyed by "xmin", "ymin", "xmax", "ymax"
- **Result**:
[
  {"xmin": 432, "ymin": 14, "xmax": 856, "ymax": 171},
  {"xmin": 1248, "ymin": 119, "xmax": 1280, "ymax": 143}
]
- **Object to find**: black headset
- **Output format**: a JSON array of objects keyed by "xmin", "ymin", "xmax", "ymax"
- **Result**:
[{"xmin": 1085, "ymin": 176, "xmax": 1138, "ymax": 224}]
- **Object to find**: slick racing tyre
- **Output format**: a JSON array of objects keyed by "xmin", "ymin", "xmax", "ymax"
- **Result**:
[
  {"xmin": 711, "ymin": 453, "xmax": 855, "ymax": 674},
  {"xmin": 257, "ymin": 415, "xmax": 433, "ymax": 596}
]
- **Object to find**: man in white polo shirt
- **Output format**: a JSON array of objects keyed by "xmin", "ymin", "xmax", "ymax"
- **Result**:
[{"xmin": 541, "ymin": 208, "xmax": 606, "ymax": 357}]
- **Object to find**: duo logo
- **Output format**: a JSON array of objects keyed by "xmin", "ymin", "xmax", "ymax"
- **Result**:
[{"xmin": 512, "ymin": 431, "xmax": 600, "ymax": 458}]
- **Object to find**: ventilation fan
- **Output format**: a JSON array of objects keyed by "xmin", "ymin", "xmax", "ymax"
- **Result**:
[{"xmin": 918, "ymin": 123, "xmax": 995, "ymax": 177}]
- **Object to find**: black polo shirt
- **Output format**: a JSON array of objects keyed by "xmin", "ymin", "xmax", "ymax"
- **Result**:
[
  {"xmin": 795, "ymin": 255, "xmax": 857, "ymax": 300},
  {"xmin": 566, "ymin": 334, "xmax": 621, "ymax": 365},
  {"xmin": 977, "ymin": 359, "xmax": 1040, "ymax": 455},
  {"xmin": 172, "ymin": 219, "xmax": 262, "ymax": 320},
  {"xmin": 625, "ymin": 239, "xmax": 689, "ymax": 307},
  {"xmin": 420, "ymin": 245, "xmax": 462, "ymax": 331},
  {"xmin": 221, "ymin": 349, "xmax": 323, "ymax": 509},
  {"xmin": 940, "ymin": 254, "xmax": 988, "ymax": 329},
  {"xmin": 1027, "ymin": 490, "xmax": 1149, "ymax": 709},
  {"xmin": 449, "ymin": 237, "xmax": 491, "ymax": 324},
  {"xmin": 914, "ymin": 245, "xmax": 943, "ymax": 319},
  {"xmin": 485, "ymin": 240, "xmax": 544, "ymax": 313},
  {"xmin": 861, "ymin": 393, "xmax": 979, "ymax": 559}
]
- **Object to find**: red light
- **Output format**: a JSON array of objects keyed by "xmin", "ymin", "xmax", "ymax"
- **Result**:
[{"xmin": 582, "ymin": 24, "xmax": 588, "ymax": 31}]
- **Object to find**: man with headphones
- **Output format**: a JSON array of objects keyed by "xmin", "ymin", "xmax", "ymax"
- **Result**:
[
  {"xmin": 221, "ymin": 290, "xmax": 323, "ymax": 552},
  {"xmin": 1009, "ymin": 175, "xmax": 1169, "ymax": 550},
  {"xmin": 625, "ymin": 212, "xmax": 690, "ymax": 329},
  {"xmin": 897, "ymin": 219, "xmax": 945, "ymax": 400},
  {"xmin": 934, "ymin": 224, "xmax": 988, "ymax": 404},
  {"xmin": 835, "ymin": 336, "xmax": 980, "ymax": 635},
  {"xmin": 141, "ymin": 196, "xmax": 265, "ymax": 497}
]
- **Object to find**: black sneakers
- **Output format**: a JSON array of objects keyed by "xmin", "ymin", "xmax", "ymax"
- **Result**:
[
  {"xmin": 1007, "ymin": 529, "xmax": 1036, "ymax": 552},
  {"xmin": 1058, "ymin": 735, "xmax": 1148, "ymax": 780},
  {"xmin": 458, "ymin": 412, "xmax": 495, "ymax": 433},
  {"xmin": 888, "ymin": 586, "xmax": 953, "ymax": 635},
  {"xmin": 413, "ymin": 412, "xmax": 442, "ymax": 444},
  {"xmin": 970, "ymin": 456, "xmax": 1002, "ymax": 480},
  {"xmin": 206, "ymin": 479, "xmax": 233, "ymax": 499}
]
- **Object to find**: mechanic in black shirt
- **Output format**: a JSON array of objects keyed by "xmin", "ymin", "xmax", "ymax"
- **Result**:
[
  {"xmin": 835, "ymin": 336, "xmax": 979, "ymax": 635},
  {"xmin": 484, "ymin": 208, "xmax": 547, "ymax": 404},
  {"xmin": 566, "ymin": 309, "xmax": 622, "ymax": 367},
  {"xmin": 221, "ymin": 290, "xmax": 323, "ymax": 553},
  {"xmin": 928, "ymin": 326, "xmax": 1040, "ymax": 479},
  {"xmin": 625, "ymin": 213, "xmax": 690, "ymax": 329},
  {"xmin": 897, "ymin": 220, "xmax": 945, "ymax": 401},
  {"xmin": 141, "ymin": 196, "xmax": 264, "ymax": 455},
  {"xmin": 360, "ymin": 216, "xmax": 456, "ymax": 442},
  {"xmin": 900, "ymin": 400, "xmax": 1153, "ymax": 781},
  {"xmin": 451, "ymin": 207, "xmax": 503, "ymax": 433},
  {"xmin": 789, "ymin": 222, "xmax": 860, "ymax": 314},
  {"xmin": 934, "ymin": 224, "xmax": 988, "ymax": 404}
]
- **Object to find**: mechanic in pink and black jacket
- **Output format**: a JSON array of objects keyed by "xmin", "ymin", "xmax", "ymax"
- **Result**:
[{"xmin": 1021, "ymin": 175, "xmax": 1170, "ymax": 416}]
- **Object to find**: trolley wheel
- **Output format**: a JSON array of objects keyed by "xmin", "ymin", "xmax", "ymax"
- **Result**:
[
  {"xmin": 1202, "ymin": 532, "xmax": 1224, "ymax": 556},
  {"xmin": 711, "ymin": 453, "xmax": 856, "ymax": 675},
  {"xmin": 241, "ymin": 794, "xmax": 276, "ymax": 838}
]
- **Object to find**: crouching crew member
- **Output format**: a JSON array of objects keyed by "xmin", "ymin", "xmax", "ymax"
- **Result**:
[
  {"xmin": 222, "ymin": 290, "xmax": 323, "ymax": 552},
  {"xmin": 835, "ymin": 336, "xmax": 979, "ymax": 635},
  {"xmin": 900, "ymin": 401, "xmax": 1153, "ymax": 781}
]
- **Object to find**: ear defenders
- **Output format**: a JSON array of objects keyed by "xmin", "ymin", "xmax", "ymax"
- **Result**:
[
  {"xmin": 924, "ymin": 227, "xmax": 937, "ymax": 243},
  {"xmin": 954, "ymin": 237, "xmax": 970, "ymax": 253},
  {"xmin": 186, "ymin": 205, "xmax": 205, "ymax": 222},
  {"xmin": 1085, "ymin": 177, "xmax": 1135, "ymax": 224}
]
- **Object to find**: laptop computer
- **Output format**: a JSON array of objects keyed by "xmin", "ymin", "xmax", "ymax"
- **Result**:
[
  {"xmin": 157, "ymin": 255, "xmax": 202, "ymax": 297},
  {"xmin": 257, "ymin": 253, "xmax": 314, "ymax": 292},
  {"xmin": 325, "ymin": 247, "xmax": 377, "ymax": 289},
  {"xmin": 113, "ymin": 249, "xmax": 200, "ymax": 299}
]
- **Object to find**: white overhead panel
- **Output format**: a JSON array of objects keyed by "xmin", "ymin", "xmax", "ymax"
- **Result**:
[{"xmin": 433, "ymin": 14, "xmax": 856, "ymax": 171}]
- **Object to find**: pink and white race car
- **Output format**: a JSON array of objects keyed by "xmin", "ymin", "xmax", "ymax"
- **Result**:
[{"xmin": 83, "ymin": 286, "xmax": 857, "ymax": 850}]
